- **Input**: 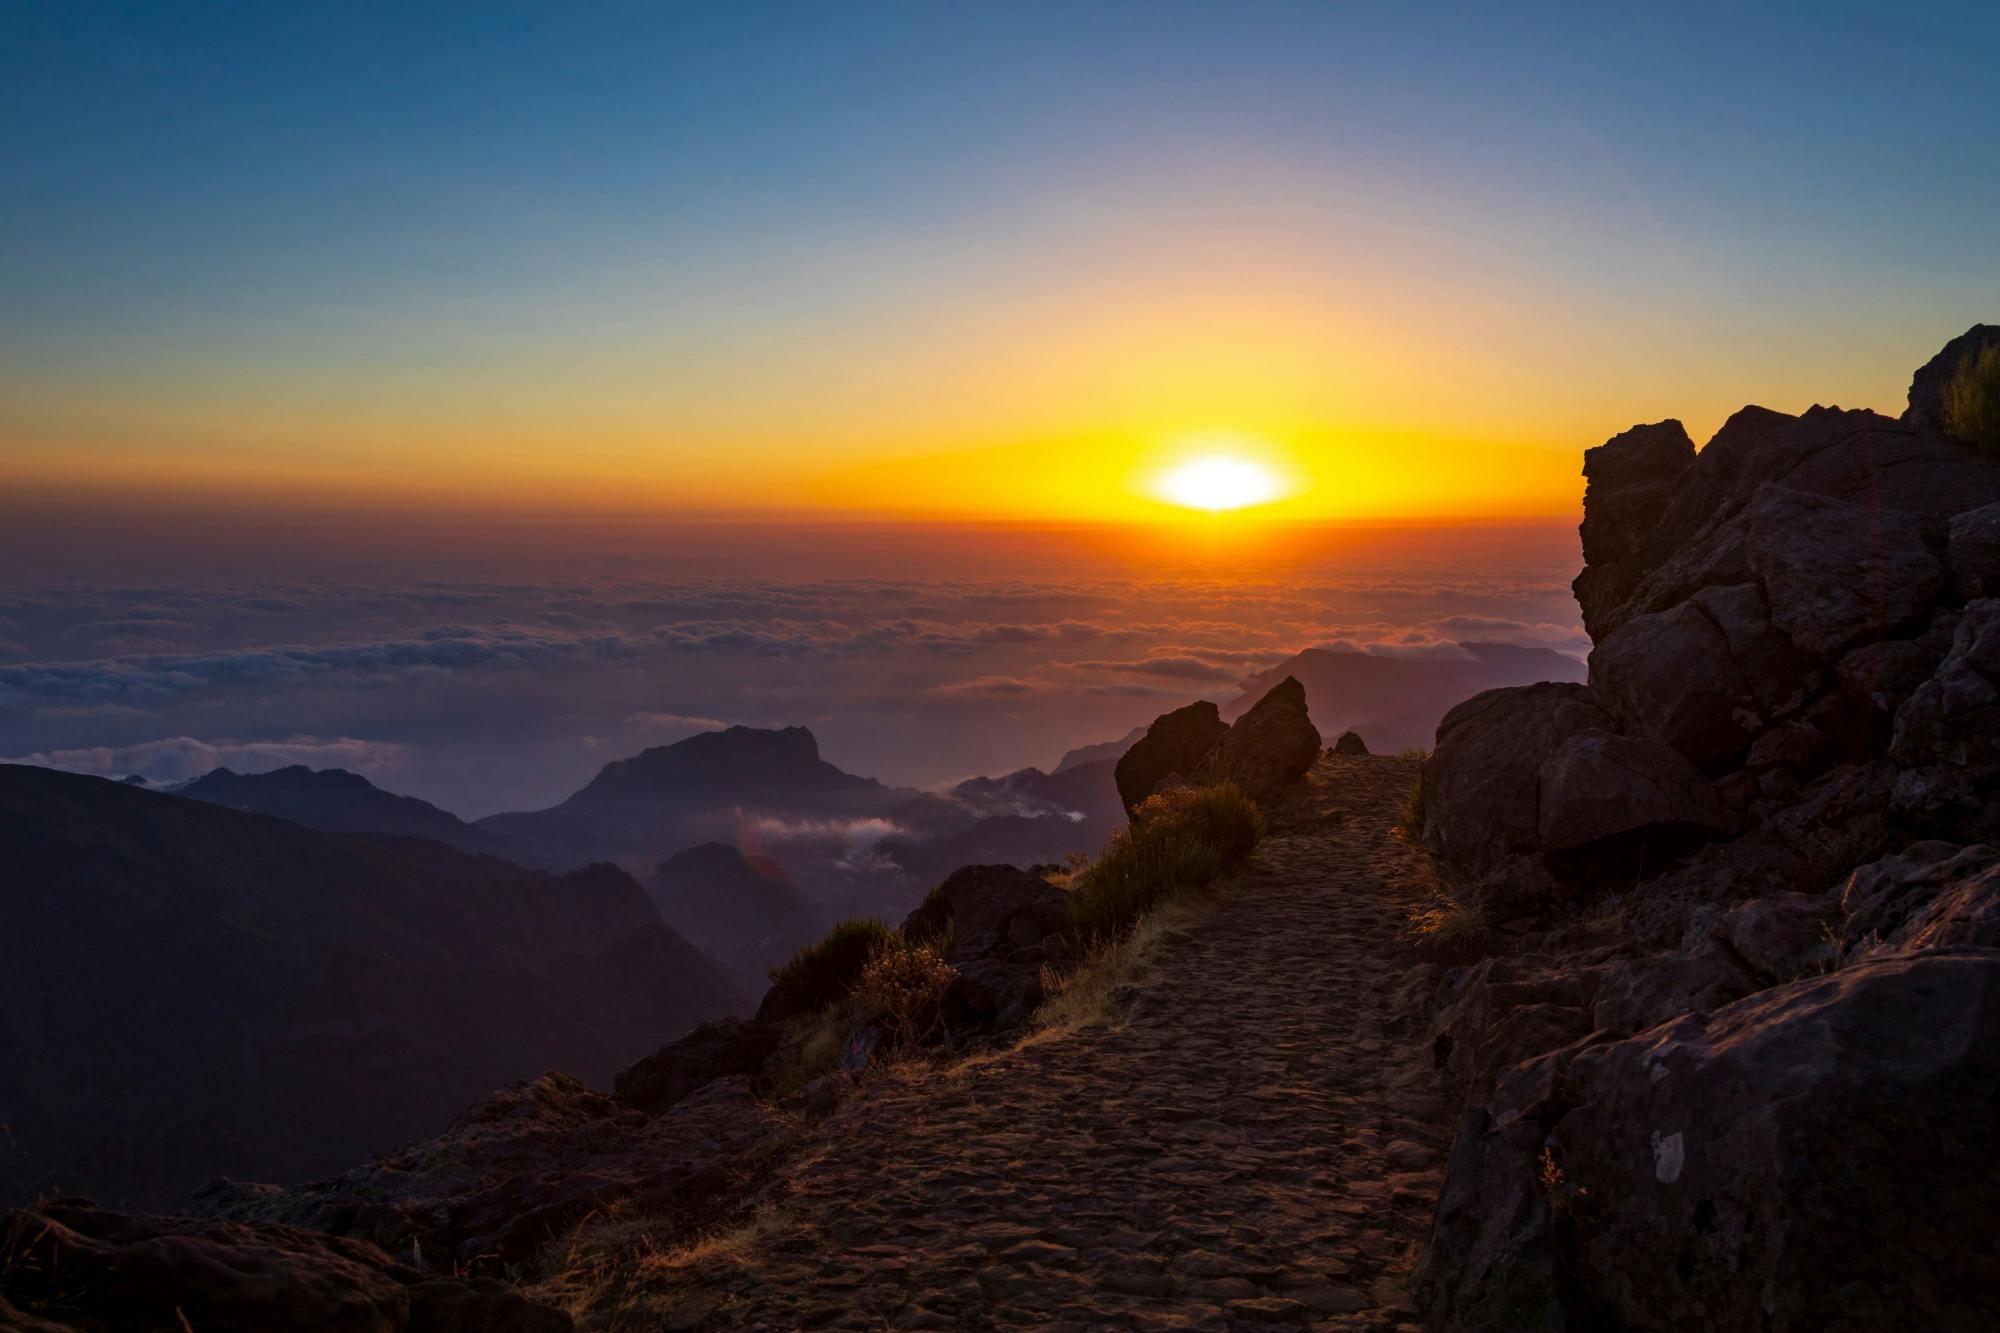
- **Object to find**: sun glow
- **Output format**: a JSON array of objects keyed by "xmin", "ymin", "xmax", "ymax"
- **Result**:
[{"xmin": 1152, "ymin": 453, "xmax": 1290, "ymax": 512}]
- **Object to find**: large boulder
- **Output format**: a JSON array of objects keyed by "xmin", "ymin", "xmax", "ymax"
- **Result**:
[
  {"xmin": 1421, "ymin": 683, "xmax": 1612, "ymax": 874},
  {"xmin": 1332, "ymin": 729, "xmax": 1370, "ymax": 756},
  {"xmin": 1744, "ymin": 484, "xmax": 1943, "ymax": 657},
  {"xmin": 1114, "ymin": 700, "xmax": 1227, "ymax": 814},
  {"xmin": 1588, "ymin": 584, "xmax": 1813, "ymax": 771},
  {"xmin": 0, "ymin": 1200, "xmax": 570, "ymax": 1332},
  {"xmin": 1553, "ymin": 952, "xmax": 2000, "ymax": 1331},
  {"xmin": 907, "ymin": 863, "xmax": 1071, "ymax": 1033},
  {"xmin": 909, "ymin": 863, "xmax": 1069, "ymax": 964},
  {"xmin": 1422, "ymin": 952, "xmax": 2000, "ymax": 1331},
  {"xmin": 614, "ymin": 1016, "xmax": 779, "ymax": 1114},
  {"xmin": 1197, "ymin": 675, "xmax": 1321, "ymax": 802},
  {"xmin": 1535, "ymin": 732, "xmax": 1731, "ymax": 854}
]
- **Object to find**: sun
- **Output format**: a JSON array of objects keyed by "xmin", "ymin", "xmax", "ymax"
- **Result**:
[{"xmin": 1152, "ymin": 454, "xmax": 1289, "ymax": 512}]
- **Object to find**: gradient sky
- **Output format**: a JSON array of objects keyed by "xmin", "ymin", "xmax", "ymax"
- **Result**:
[{"xmin": 5, "ymin": 1, "xmax": 1998, "ymax": 522}]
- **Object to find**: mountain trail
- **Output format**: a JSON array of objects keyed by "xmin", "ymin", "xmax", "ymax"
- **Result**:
[{"xmin": 646, "ymin": 754, "xmax": 1444, "ymax": 1331}]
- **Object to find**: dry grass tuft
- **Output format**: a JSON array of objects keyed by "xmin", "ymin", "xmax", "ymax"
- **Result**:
[
  {"xmin": 767, "ymin": 1007, "xmax": 845, "ymax": 1096},
  {"xmin": 1035, "ymin": 895, "xmax": 1206, "ymax": 1034},
  {"xmin": 1944, "ymin": 340, "xmax": 2000, "ymax": 450},
  {"xmin": 1404, "ymin": 895, "xmax": 1487, "ymax": 957}
]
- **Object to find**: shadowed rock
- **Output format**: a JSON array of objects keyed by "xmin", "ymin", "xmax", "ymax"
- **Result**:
[
  {"xmin": 1114, "ymin": 701, "xmax": 1228, "ymax": 814},
  {"xmin": 0, "ymin": 1199, "xmax": 571, "ymax": 1332},
  {"xmin": 1906, "ymin": 323, "xmax": 2000, "ymax": 429},
  {"xmin": 1535, "ymin": 731, "xmax": 1731, "ymax": 853},
  {"xmin": 1332, "ymin": 729, "xmax": 1370, "ymax": 756},
  {"xmin": 1196, "ymin": 675, "xmax": 1321, "ymax": 802}
]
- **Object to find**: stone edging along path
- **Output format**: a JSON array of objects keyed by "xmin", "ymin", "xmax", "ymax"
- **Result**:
[{"xmin": 636, "ymin": 754, "xmax": 1446, "ymax": 1331}]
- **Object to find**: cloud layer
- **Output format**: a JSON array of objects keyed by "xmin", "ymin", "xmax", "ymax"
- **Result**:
[{"xmin": 0, "ymin": 526, "xmax": 1585, "ymax": 816}]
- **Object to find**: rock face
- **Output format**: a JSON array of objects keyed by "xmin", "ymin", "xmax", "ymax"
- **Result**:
[
  {"xmin": 1116, "ymin": 677, "xmax": 1322, "ymax": 815},
  {"xmin": 1414, "ymin": 330, "xmax": 2000, "ymax": 1330},
  {"xmin": 1114, "ymin": 700, "xmax": 1229, "ymax": 813},
  {"xmin": 0, "ymin": 1198, "xmax": 571, "ymax": 1332}
]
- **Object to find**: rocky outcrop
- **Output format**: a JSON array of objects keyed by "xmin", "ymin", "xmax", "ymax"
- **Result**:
[
  {"xmin": 1906, "ymin": 323, "xmax": 2000, "ymax": 430},
  {"xmin": 1116, "ymin": 677, "xmax": 1321, "ymax": 814},
  {"xmin": 614, "ymin": 1017, "xmax": 780, "ymax": 1114},
  {"xmin": 1195, "ymin": 675, "xmax": 1322, "ymax": 801},
  {"xmin": 0, "ymin": 1199, "xmax": 571, "ymax": 1331},
  {"xmin": 908, "ymin": 863, "xmax": 1072, "ymax": 1031},
  {"xmin": 1114, "ymin": 701, "xmax": 1228, "ymax": 813},
  {"xmin": 1332, "ymin": 729, "xmax": 1370, "ymax": 756},
  {"xmin": 1414, "ymin": 330, "xmax": 2000, "ymax": 1330}
]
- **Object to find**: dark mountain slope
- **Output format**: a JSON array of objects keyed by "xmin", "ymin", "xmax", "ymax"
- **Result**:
[
  {"xmin": 0, "ymin": 765, "xmax": 749, "ymax": 1211},
  {"xmin": 1228, "ymin": 641, "xmax": 1586, "ymax": 751},
  {"xmin": 175, "ymin": 764, "xmax": 502, "ymax": 855},
  {"xmin": 647, "ymin": 842, "xmax": 822, "ymax": 978}
]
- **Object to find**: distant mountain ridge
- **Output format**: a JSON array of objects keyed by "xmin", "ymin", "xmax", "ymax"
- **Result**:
[
  {"xmin": 474, "ymin": 725, "xmax": 915, "ymax": 872},
  {"xmin": 176, "ymin": 763, "xmax": 503, "ymax": 855},
  {"xmin": 0, "ymin": 764, "xmax": 749, "ymax": 1211}
]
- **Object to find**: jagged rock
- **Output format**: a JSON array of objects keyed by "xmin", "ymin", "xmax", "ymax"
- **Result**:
[
  {"xmin": 1332, "ymin": 729, "xmax": 1370, "ymax": 756},
  {"xmin": 1429, "ymin": 955, "xmax": 1606, "ymax": 1095},
  {"xmin": 1571, "ymin": 421, "xmax": 1697, "ymax": 637},
  {"xmin": 1114, "ymin": 701, "xmax": 1228, "ymax": 815},
  {"xmin": 1197, "ymin": 675, "xmax": 1321, "ymax": 802},
  {"xmin": 0, "ymin": 1199, "xmax": 570, "ymax": 1332},
  {"xmin": 614, "ymin": 1017, "xmax": 779, "ymax": 1114},
  {"xmin": 1535, "ymin": 732, "xmax": 1731, "ymax": 854},
  {"xmin": 1421, "ymin": 683, "xmax": 1612, "ymax": 876},
  {"xmin": 192, "ymin": 1073, "xmax": 781, "ymax": 1272},
  {"xmin": 1587, "ymin": 942, "xmax": 1758, "ymax": 1035},
  {"xmin": 1551, "ymin": 952, "xmax": 2000, "ymax": 1331},
  {"xmin": 1891, "ymin": 600, "xmax": 2000, "ymax": 839},
  {"xmin": 1838, "ymin": 841, "xmax": 2000, "ymax": 956},
  {"xmin": 1906, "ymin": 323, "xmax": 2000, "ymax": 429},
  {"xmin": 1578, "ymin": 421, "xmax": 1696, "ymax": 566},
  {"xmin": 1949, "ymin": 502, "xmax": 2000, "ymax": 599}
]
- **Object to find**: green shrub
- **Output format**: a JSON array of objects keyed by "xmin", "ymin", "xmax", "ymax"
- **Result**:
[
  {"xmin": 1944, "ymin": 341, "xmax": 2000, "ymax": 450},
  {"xmin": 765, "ymin": 917, "xmax": 892, "ymax": 1016},
  {"xmin": 1064, "ymin": 783, "xmax": 1263, "ymax": 949}
]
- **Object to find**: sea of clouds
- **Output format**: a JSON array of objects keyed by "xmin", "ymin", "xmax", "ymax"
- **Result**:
[{"xmin": 0, "ymin": 526, "xmax": 1586, "ymax": 817}]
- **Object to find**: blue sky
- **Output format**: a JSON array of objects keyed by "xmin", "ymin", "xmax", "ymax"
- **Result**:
[{"xmin": 3, "ymin": 1, "xmax": 1996, "ymax": 518}]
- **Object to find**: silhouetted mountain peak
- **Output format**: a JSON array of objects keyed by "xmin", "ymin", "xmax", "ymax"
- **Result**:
[{"xmin": 175, "ymin": 763, "xmax": 498, "ymax": 855}]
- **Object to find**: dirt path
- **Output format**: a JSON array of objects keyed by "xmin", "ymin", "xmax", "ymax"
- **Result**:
[{"xmin": 655, "ymin": 755, "xmax": 1444, "ymax": 1331}]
